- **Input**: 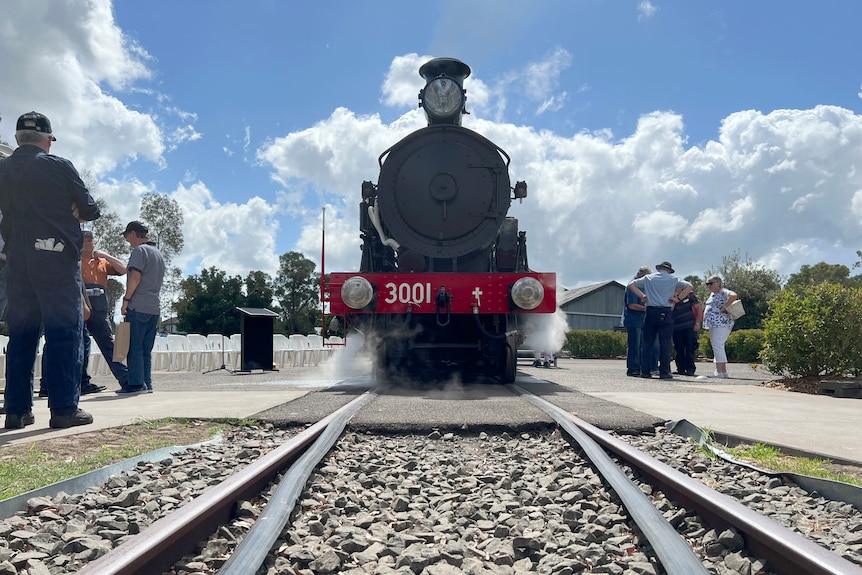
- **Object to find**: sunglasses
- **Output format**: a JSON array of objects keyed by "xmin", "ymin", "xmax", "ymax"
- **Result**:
[{"xmin": 706, "ymin": 282, "xmax": 716, "ymax": 285}]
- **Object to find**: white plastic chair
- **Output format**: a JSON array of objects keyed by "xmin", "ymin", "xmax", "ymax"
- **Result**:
[
  {"xmin": 288, "ymin": 334, "xmax": 309, "ymax": 367},
  {"xmin": 185, "ymin": 334, "xmax": 212, "ymax": 371},
  {"xmin": 86, "ymin": 335, "xmax": 108, "ymax": 376},
  {"xmin": 305, "ymin": 334, "xmax": 326, "ymax": 366},
  {"xmin": 0, "ymin": 334, "xmax": 8, "ymax": 379},
  {"xmin": 166, "ymin": 334, "xmax": 190, "ymax": 371},
  {"xmin": 272, "ymin": 334, "xmax": 292, "ymax": 368},
  {"xmin": 151, "ymin": 337, "xmax": 171, "ymax": 370},
  {"xmin": 229, "ymin": 334, "xmax": 243, "ymax": 370}
]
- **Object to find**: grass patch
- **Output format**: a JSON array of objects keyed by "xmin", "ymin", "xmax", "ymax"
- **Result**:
[
  {"xmin": 0, "ymin": 418, "xmax": 224, "ymax": 500},
  {"xmin": 727, "ymin": 442, "xmax": 862, "ymax": 487}
]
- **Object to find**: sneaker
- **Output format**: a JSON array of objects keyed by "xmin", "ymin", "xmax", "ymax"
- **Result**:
[
  {"xmin": 145, "ymin": 387, "xmax": 154, "ymax": 394},
  {"xmin": 626, "ymin": 371, "xmax": 640, "ymax": 377},
  {"xmin": 49, "ymin": 408, "xmax": 94, "ymax": 429},
  {"xmin": 651, "ymin": 371, "xmax": 660, "ymax": 376},
  {"xmin": 659, "ymin": 374, "xmax": 673, "ymax": 380},
  {"xmin": 707, "ymin": 372, "xmax": 729, "ymax": 379},
  {"xmin": 5, "ymin": 411, "xmax": 35, "ymax": 429},
  {"xmin": 640, "ymin": 373, "xmax": 652, "ymax": 379},
  {"xmin": 81, "ymin": 384, "xmax": 107, "ymax": 395},
  {"xmin": 116, "ymin": 387, "xmax": 147, "ymax": 396}
]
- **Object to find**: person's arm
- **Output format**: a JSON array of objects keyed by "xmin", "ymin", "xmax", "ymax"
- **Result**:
[
  {"xmin": 627, "ymin": 302, "xmax": 646, "ymax": 312},
  {"xmin": 121, "ymin": 268, "xmax": 142, "ymax": 315},
  {"xmin": 720, "ymin": 290, "xmax": 738, "ymax": 314},
  {"xmin": 628, "ymin": 281, "xmax": 647, "ymax": 303},
  {"xmin": 692, "ymin": 302, "xmax": 703, "ymax": 331},
  {"xmin": 95, "ymin": 250, "xmax": 127, "ymax": 274}
]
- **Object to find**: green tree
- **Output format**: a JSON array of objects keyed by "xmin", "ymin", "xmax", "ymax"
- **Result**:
[
  {"xmin": 140, "ymin": 192, "xmax": 184, "ymax": 265},
  {"xmin": 785, "ymin": 262, "xmax": 852, "ymax": 291},
  {"xmin": 174, "ymin": 267, "xmax": 245, "ymax": 335},
  {"xmin": 244, "ymin": 271, "xmax": 275, "ymax": 309},
  {"xmin": 705, "ymin": 251, "xmax": 782, "ymax": 330},
  {"xmin": 274, "ymin": 251, "xmax": 320, "ymax": 335}
]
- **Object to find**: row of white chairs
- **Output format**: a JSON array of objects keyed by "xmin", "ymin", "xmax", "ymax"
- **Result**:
[
  {"xmin": 0, "ymin": 332, "xmax": 344, "ymax": 379},
  {"xmin": 151, "ymin": 333, "xmax": 343, "ymax": 372}
]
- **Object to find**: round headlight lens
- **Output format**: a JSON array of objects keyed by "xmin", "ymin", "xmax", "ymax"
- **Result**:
[
  {"xmin": 341, "ymin": 276, "xmax": 374, "ymax": 309},
  {"xmin": 423, "ymin": 77, "xmax": 463, "ymax": 118},
  {"xmin": 511, "ymin": 277, "xmax": 544, "ymax": 310}
]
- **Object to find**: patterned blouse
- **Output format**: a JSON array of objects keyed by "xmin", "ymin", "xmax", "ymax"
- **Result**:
[{"xmin": 703, "ymin": 287, "xmax": 734, "ymax": 329}]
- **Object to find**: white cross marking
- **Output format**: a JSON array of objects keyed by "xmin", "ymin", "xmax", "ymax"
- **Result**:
[{"xmin": 472, "ymin": 287, "xmax": 483, "ymax": 307}]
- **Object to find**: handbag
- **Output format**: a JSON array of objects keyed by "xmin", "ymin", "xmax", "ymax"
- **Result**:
[
  {"xmin": 113, "ymin": 321, "xmax": 131, "ymax": 363},
  {"xmin": 727, "ymin": 299, "xmax": 746, "ymax": 320}
]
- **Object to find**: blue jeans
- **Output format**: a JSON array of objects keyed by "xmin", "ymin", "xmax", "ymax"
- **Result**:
[
  {"xmin": 126, "ymin": 309, "xmax": 158, "ymax": 390},
  {"xmin": 641, "ymin": 307, "xmax": 674, "ymax": 377},
  {"xmin": 4, "ymin": 252, "xmax": 82, "ymax": 416},
  {"xmin": 0, "ymin": 261, "xmax": 8, "ymax": 320},
  {"xmin": 83, "ymin": 309, "xmax": 129, "ymax": 387}
]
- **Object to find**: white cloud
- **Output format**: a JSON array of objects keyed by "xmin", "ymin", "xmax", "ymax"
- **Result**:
[
  {"xmin": 638, "ymin": 1, "xmax": 659, "ymax": 22},
  {"xmin": 263, "ymin": 100, "xmax": 862, "ymax": 288}
]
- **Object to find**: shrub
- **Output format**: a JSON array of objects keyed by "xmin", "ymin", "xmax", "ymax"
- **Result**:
[
  {"xmin": 698, "ymin": 329, "xmax": 763, "ymax": 363},
  {"xmin": 564, "ymin": 330, "xmax": 627, "ymax": 359},
  {"xmin": 761, "ymin": 283, "xmax": 862, "ymax": 377}
]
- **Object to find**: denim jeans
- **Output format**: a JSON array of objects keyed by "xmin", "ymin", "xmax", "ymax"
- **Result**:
[
  {"xmin": 4, "ymin": 252, "xmax": 82, "ymax": 416},
  {"xmin": 0, "ymin": 261, "xmax": 8, "ymax": 320},
  {"xmin": 83, "ymin": 309, "xmax": 129, "ymax": 387},
  {"xmin": 126, "ymin": 309, "xmax": 158, "ymax": 390},
  {"xmin": 641, "ymin": 307, "xmax": 674, "ymax": 377},
  {"xmin": 625, "ymin": 326, "xmax": 642, "ymax": 374}
]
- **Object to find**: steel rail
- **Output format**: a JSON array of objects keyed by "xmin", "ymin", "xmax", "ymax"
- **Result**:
[
  {"xmin": 217, "ymin": 389, "xmax": 379, "ymax": 574},
  {"xmin": 511, "ymin": 385, "xmax": 708, "ymax": 575},
  {"xmin": 77, "ymin": 389, "xmax": 379, "ymax": 575},
  {"xmin": 511, "ymin": 385, "xmax": 862, "ymax": 575}
]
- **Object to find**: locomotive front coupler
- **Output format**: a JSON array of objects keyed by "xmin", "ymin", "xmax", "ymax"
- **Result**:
[{"xmin": 435, "ymin": 286, "xmax": 451, "ymax": 327}]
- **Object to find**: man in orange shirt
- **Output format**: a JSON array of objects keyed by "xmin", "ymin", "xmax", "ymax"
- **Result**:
[{"xmin": 81, "ymin": 230, "xmax": 129, "ymax": 392}]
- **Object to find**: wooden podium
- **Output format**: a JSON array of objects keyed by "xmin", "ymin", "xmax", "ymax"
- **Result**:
[{"xmin": 236, "ymin": 307, "xmax": 279, "ymax": 371}]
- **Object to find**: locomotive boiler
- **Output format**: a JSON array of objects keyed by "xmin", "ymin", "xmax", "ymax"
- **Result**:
[{"xmin": 323, "ymin": 58, "xmax": 556, "ymax": 382}]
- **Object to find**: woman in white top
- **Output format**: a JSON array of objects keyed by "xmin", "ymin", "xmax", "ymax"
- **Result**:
[{"xmin": 702, "ymin": 276, "xmax": 737, "ymax": 378}]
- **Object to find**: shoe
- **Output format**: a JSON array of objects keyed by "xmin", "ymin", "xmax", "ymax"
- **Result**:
[
  {"xmin": 116, "ymin": 387, "xmax": 147, "ymax": 395},
  {"xmin": 5, "ymin": 411, "xmax": 35, "ymax": 429},
  {"xmin": 145, "ymin": 387, "xmax": 154, "ymax": 393},
  {"xmin": 49, "ymin": 408, "xmax": 93, "ymax": 429},
  {"xmin": 81, "ymin": 384, "xmax": 107, "ymax": 395},
  {"xmin": 651, "ymin": 371, "xmax": 660, "ymax": 376},
  {"xmin": 640, "ymin": 374, "xmax": 652, "ymax": 379},
  {"xmin": 38, "ymin": 388, "xmax": 48, "ymax": 398},
  {"xmin": 659, "ymin": 374, "xmax": 673, "ymax": 380},
  {"xmin": 707, "ymin": 372, "xmax": 729, "ymax": 379},
  {"xmin": 626, "ymin": 371, "xmax": 639, "ymax": 377}
]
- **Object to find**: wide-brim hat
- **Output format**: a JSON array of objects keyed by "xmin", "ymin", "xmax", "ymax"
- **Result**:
[{"xmin": 656, "ymin": 261, "xmax": 675, "ymax": 273}]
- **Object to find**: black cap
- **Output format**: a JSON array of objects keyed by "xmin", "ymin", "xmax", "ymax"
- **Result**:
[
  {"xmin": 121, "ymin": 221, "xmax": 148, "ymax": 236},
  {"xmin": 16, "ymin": 111, "xmax": 56, "ymax": 141}
]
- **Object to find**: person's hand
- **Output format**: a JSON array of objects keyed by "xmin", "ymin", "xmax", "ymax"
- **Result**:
[
  {"xmin": 121, "ymin": 300, "xmax": 129, "ymax": 316},
  {"xmin": 71, "ymin": 203, "xmax": 85, "ymax": 223},
  {"xmin": 93, "ymin": 250, "xmax": 105, "ymax": 259}
]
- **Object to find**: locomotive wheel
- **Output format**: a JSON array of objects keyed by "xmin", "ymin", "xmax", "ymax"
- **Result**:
[{"xmin": 502, "ymin": 340, "xmax": 516, "ymax": 383}]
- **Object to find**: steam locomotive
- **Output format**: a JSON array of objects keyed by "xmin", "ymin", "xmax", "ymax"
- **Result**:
[{"xmin": 323, "ymin": 58, "xmax": 556, "ymax": 382}]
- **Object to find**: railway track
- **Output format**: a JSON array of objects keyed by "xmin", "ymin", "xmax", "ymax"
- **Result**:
[{"xmin": 6, "ymin": 378, "xmax": 861, "ymax": 574}]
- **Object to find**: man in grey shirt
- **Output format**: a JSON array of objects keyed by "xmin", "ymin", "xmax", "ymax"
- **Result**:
[
  {"xmin": 118, "ymin": 221, "xmax": 165, "ymax": 394},
  {"xmin": 628, "ymin": 261, "xmax": 692, "ymax": 379}
]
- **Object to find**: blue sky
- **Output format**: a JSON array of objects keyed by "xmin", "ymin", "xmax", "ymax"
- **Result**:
[{"xmin": 2, "ymin": 0, "xmax": 862, "ymax": 290}]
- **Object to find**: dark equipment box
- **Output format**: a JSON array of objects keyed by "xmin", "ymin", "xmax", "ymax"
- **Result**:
[{"xmin": 818, "ymin": 380, "xmax": 862, "ymax": 399}]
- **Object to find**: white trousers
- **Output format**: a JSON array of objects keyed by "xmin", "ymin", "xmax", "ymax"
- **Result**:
[{"xmin": 709, "ymin": 325, "xmax": 732, "ymax": 363}]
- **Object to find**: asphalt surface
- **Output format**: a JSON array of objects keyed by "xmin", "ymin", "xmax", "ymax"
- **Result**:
[{"xmin": 3, "ymin": 356, "xmax": 861, "ymax": 466}]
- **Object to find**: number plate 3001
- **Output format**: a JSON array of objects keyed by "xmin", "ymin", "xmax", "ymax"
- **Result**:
[{"xmin": 383, "ymin": 282, "xmax": 432, "ymax": 305}]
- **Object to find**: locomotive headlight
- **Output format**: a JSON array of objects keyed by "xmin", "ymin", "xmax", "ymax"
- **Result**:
[
  {"xmin": 341, "ymin": 276, "xmax": 375, "ymax": 309},
  {"xmin": 421, "ymin": 77, "xmax": 464, "ymax": 120},
  {"xmin": 511, "ymin": 277, "xmax": 544, "ymax": 310}
]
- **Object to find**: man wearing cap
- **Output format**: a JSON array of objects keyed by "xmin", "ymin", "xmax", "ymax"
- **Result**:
[
  {"xmin": 627, "ymin": 262, "xmax": 692, "ymax": 380},
  {"xmin": 119, "ymin": 221, "xmax": 165, "ymax": 395},
  {"xmin": 81, "ymin": 230, "xmax": 130, "ymax": 391},
  {"xmin": 0, "ymin": 111, "xmax": 100, "ymax": 429}
]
